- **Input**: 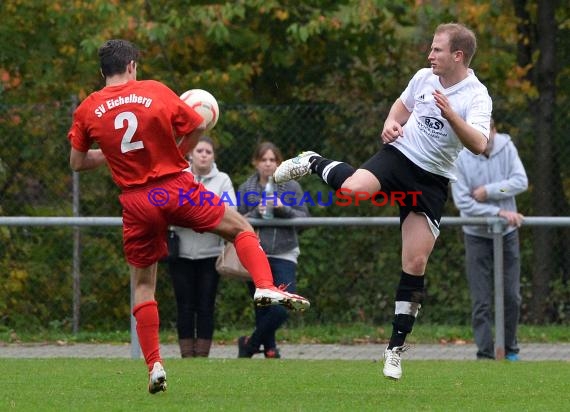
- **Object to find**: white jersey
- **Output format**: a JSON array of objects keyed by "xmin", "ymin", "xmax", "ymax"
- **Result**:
[{"xmin": 391, "ymin": 67, "xmax": 492, "ymax": 181}]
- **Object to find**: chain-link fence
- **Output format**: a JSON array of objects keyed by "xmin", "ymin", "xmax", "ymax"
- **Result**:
[{"xmin": 0, "ymin": 99, "xmax": 569, "ymax": 332}]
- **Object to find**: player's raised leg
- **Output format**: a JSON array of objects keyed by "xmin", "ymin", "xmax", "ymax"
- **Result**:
[
  {"xmin": 274, "ymin": 151, "xmax": 380, "ymax": 196},
  {"xmin": 212, "ymin": 207, "xmax": 310, "ymax": 311}
]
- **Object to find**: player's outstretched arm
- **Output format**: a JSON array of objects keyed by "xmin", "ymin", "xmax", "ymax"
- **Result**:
[{"xmin": 69, "ymin": 148, "xmax": 106, "ymax": 171}]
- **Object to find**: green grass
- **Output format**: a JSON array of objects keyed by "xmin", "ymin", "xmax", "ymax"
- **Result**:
[
  {"xmin": 2, "ymin": 323, "xmax": 569, "ymax": 345},
  {"xmin": 1, "ymin": 358, "xmax": 569, "ymax": 411}
]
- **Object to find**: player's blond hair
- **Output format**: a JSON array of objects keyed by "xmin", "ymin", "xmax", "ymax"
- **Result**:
[{"xmin": 435, "ymin": 23, "xmax": 477, "ymax": 67}]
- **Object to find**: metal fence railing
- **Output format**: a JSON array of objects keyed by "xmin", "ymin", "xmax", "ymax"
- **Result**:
[
  {"xmin": 1, "ymin": 216, "xmax": 568, "ymax": 359},
  {"xmin": 2, "ymin": 102, "xmax": 568, "ymax": 332}
]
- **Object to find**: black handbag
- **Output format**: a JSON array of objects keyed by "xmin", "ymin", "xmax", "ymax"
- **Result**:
[{"xmin": 167, "ymin": 228, "xmax": 180, "ymax": 259}]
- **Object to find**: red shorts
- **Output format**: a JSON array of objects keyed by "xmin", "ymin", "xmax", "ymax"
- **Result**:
[{"xmin": 119, "ymin": 171, "xmax": 225, "ymax": 268}]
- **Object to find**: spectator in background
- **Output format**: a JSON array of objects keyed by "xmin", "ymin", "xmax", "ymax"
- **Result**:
[
  {"xmin": 237, "ymin": 142, "xmax": 310, "ymax": 358},
  {"xmin": 168, "ymin": 136, "xmax": 236, "ymax": 358},
  {"xmin": 451, "ymin": 118, "xmax": 528, "ymax": 360}
]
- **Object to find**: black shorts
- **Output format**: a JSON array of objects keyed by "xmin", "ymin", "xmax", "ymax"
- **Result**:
[{"xmin": 360, "ymin": 145, "xmax": 449, "ymax": 229}]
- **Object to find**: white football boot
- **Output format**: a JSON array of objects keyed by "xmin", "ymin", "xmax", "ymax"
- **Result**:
[
  {"xmin": 273, "ymin": 151, "xmax": 319, "ymax": 183},
  {"xmin": 254, "ymin": 286, "xmax": 310, "ymax": 311},
  {"xmin": 383, "ymin": 345, "xmax": 410, "ymax": 380},
  {"xmin": 148, "ymin": 361, "xmax": 167, "ymax": 394}
]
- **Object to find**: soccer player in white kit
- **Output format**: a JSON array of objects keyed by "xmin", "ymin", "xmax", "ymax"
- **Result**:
[{"xmin": 274, "ymin": 23, "xmax": 492, "ymax": 380}]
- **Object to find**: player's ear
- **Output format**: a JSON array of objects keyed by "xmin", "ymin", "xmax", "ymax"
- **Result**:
[{"xmin": 454, "ymin": 50, "xmax": 464, "ymax": 62}]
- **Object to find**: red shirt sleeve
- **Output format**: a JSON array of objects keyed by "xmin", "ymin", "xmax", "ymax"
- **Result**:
[{"xmin": 67, "ymin": 105, "xmax": 94, "ymax": 152}]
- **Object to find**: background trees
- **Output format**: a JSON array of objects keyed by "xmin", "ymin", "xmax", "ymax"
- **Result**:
[{"xmin": 0, "ymin": 0, "xmax": 568, "ymax": 329}]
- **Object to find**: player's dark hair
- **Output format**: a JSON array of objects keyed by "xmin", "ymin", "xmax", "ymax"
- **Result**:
[
  {"xmin": 252, "ymin": 142, "xmax": 283, "ymax": 166},
  {"xmin": 98, "ymin": 39, "xmax": 140, "ymax": 78},
  {"xmin": 435, "ymin": 23, "xmax": 477, "ymax": 67}
]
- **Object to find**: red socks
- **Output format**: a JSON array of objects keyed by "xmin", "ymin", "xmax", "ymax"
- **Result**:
[
  {"xmin": 132, "ymin": 300, "xmax": 162, "ymax": 371},
  {"xmin": 234, "ymin": 231, "xmax": 273, "ymax": 288}
]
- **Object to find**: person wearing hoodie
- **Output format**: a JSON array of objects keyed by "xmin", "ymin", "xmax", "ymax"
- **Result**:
[
  {"xmin": 451, "ymin": 119, "xmax": 528, "ymax": 361},
  {"xmin": 168, "ymin": 136, "xmax": 237, "ymax": 358}
]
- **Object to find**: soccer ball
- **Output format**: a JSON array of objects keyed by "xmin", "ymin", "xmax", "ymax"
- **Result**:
[{"xmin": 180, "ymin": 89, "xmax": 220, "ymax": 130}]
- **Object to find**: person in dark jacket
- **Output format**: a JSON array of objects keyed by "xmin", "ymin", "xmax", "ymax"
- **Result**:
[{"xmin": 237, "ymin": 142, "xmax": 310, "ymax": 358}]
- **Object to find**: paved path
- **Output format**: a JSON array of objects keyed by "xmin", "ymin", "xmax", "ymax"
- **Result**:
[{"xmin": 1, "ymin": 342, "xmax": 569, "ymax": 361}]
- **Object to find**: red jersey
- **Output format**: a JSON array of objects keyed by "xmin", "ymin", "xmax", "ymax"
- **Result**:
[{"xmin": 68, "ymin": 80, "xmax": 203, "ymax": 189}]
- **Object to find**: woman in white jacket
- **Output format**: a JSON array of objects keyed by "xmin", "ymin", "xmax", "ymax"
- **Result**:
[{"xmin": 168, "ymin": 136, "xmax": 236, "ymax": 357}]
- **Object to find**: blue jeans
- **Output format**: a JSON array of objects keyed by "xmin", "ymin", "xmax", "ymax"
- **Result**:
[{"xmin": 247, "ymin": 257, "xmax": 297, "ymax": 351}]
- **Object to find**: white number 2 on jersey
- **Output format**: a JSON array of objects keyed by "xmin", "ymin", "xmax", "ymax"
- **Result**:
[{"xmin": 115, "ymin": 111, "xmax": 144, "ymax": 153}]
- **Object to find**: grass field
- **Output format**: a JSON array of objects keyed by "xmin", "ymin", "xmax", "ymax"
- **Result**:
[
  {"xmin": 3, "ymin": 323, "xmax": 569, "ymax": 345},
  {"xmin": 2, "ymin": 358, "xmax": 569, "ymax": 411}
]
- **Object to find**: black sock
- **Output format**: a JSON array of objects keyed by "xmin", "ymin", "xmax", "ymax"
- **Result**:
[
  {"xmin": 310, "ymin": 157, "xmax": 355, "ymax": 191},
  {"xmin": 389, "ymin": 315, "xmax": 415, "ymax": 349},
  {"xmin": 388, "ymin": 272, "xmax": 425, "ymax": 349}
]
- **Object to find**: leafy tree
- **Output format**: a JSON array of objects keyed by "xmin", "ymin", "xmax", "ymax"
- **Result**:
[
  {"xmin": 0, "ymin": 1, "xmax": 568, "ymax": 331},
  {"xmin": 512, "ymin": 0, "xmax": 570, "ymax": 323}
]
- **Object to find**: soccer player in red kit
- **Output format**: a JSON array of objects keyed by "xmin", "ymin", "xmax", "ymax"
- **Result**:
[{"xmin": 67, "ymin": 39, "xmax": 310, "ymax": 394}]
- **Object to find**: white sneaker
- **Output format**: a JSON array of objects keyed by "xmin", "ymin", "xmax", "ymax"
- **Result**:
[
  {"xmin": 383, "ymin": 345, "xmax": 409, "ymax": 380},
  {"xmin": 254, "ymin": 286, "xmax": 310, "ymax": 311},
  {"xmin": 273, "ymin": 151, "xmax": 319, "ymax": 183},
  {"xmin": 148, "ymin": 361, "xmax": 167, "ymax": 394}
]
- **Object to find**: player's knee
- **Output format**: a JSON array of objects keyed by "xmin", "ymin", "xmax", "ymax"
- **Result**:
[
  {"xmin": 340, "ymin": 180, "xmax": 372, "ymax": 195},
  {"xmin": 340, "ymin": 170, "xmax": 380, "ymax": 194},
  {"xmin": 232, "ymin": 212, "xmax": 253, "ymax": 232},
  {"xmin": 216, "ymin": 209, "xmax": 253, "ymax": 240},
  {"xmin": 404, "ymin": 255, "xmax": 429, "ymax": 274}
]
